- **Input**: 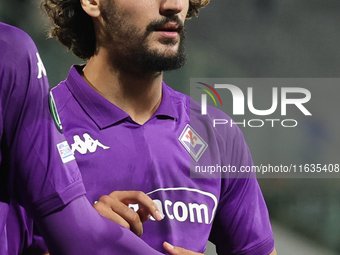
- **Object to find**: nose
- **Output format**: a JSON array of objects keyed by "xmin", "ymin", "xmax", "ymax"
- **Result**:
[{"xmin": 160, "ymin": 0, "xmax": 185, "ymax": 16}]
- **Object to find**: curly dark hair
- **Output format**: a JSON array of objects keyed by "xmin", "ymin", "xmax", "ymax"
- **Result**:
[{"xmin": 41, "ymin": 0, "xmax": 210, "ymax": 60}]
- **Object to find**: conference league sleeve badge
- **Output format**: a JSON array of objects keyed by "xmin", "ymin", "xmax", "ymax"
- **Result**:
[
  {"xmin": 57, "ymin": 141, "xmax": 76, "ymax": 163},
  {"xmin": 49, "ymin": 90, "xmax": 63, "ymax": 134}
]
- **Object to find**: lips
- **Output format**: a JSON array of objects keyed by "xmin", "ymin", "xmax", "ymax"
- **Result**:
[
  {"xmin": 146, "ymin": 17, "xmax": 185, "ymax": 40},
  {"xmin": 154, "ymin": 23, "xmax": 181, "ymax": 33},
  {"xmin": 153, "ymin": 23, "xmax": 183, "ymax": 39}
]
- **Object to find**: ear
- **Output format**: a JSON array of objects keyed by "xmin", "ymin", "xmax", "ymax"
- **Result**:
[{"xmin": 80, "ymin": 0, "xmax": 101, "ymax": 18}]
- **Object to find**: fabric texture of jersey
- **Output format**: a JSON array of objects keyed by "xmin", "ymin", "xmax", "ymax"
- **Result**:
[
  {"xmin": 0, "ymin": 23, "xmax": 85, "ymax": 254},
  {"xmin": 48, "ymin": 65, "xmax": 275, "ymax": 254}
]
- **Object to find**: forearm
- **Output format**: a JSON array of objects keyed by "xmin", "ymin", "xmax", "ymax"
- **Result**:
[{"xmin": 36, "ymin": 196, "xmax": 164, "ymax": 255}]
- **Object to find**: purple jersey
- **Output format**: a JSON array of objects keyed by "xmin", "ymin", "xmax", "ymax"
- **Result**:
[
  {"xmin": 0, "ymin": 23, "xmax": 185, "ymax": 255},
  {"xmin": 0, "ymin": 23, "xmax": 85, "ymax": 253},
  {"xmin": 49, "ymin": 65, "xmax": 275, "ymax": 254}
]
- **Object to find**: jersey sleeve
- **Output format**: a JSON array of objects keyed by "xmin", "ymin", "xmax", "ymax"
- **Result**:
[
  {"xmin": 37, "ymin": 196, "xmax": 166, "ymax": 255},
  {"xmin": 209, "ymin": 125, "xmax": 275, "ymax": 255},
  {"xmin": 0, "ymin": 22, "xmax": 86, "ymax": 219}
]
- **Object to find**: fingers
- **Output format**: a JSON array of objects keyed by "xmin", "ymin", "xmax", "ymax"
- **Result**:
[
  {"xmin": 110, "ymin": 191, "xmax": 164, "ymax": 222},
  {"xmin": 163, "ymin": 242, "xmax": 205, "ymax": 255},
  {"xmin": 137, "ymin": 206, "xmax": 151, "ymax": 223},
  {"xmin": 93, "ymin": 191, "xmax": 164, "ymax": 236},
  {"xmin": 93, "ymin": 195, "xmax": 135, "ymax": 232}
]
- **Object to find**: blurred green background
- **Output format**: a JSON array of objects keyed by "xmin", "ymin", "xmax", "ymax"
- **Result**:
[{"xmin": 1, "ymin": 0, "xmax": 340, "ymax": 254}]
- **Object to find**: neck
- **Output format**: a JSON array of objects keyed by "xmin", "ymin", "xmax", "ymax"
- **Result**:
[{"xmin": 82, "ymin": 51, "xmax": 163, "ymax": 125}]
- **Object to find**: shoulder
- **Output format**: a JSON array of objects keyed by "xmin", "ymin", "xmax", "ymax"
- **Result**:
[
  {"xmin": 0, "ymin": 23, "xmax": 49, "ymax": 113},
  {"xmin": 0, "ymin": 22, "xmax": 43, "ymax": 94},
  {"xmin": 51, "ymin": 80, "xmax": 73, "ymax": 113},
  {"xmin": 50, "ymin": 65, "xmax": 84, "ymax": 112},
  {"xmin": 0, "ymin": 22, "xmax": 37, "ymax": 63}
]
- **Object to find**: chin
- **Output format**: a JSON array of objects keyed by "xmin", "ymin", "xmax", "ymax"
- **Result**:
[{"xmin": 158, "ymin": 46, "xmax": 180, "ymax": 57}]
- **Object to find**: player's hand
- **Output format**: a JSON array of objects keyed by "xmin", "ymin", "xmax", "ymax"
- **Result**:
[
  {"xmin": 163, "ymin": 242, "xmax": 205, "ymax": 255},
  {"xmin": 93, "ymin": 191, "xmax": 163, "ymax": 236}
]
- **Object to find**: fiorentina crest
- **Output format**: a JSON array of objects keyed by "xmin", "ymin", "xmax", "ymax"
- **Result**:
[{"xmin": 179, "ymin": 124, "xmax": 208, "ymax": 162}]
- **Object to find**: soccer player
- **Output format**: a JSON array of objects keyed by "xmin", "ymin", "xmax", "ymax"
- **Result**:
[
  {"xmin": 41, "ymin": 0, "xmax": 277, "ymax": 254},
  {"xmin": 0, "ymin": 21, "xmax": 197, "ymax": 255}
]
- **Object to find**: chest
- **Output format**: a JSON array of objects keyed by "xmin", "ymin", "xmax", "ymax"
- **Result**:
[
  {"xmin": 59, "ymin": 99, "xmax": 227, "ymax": 252},
  {"xmin": 65, "ymin": 117, "xmax": 221, "ymax": 198}
]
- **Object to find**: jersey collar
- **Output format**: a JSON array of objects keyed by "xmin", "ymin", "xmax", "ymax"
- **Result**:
[{"xmin": 65, "ymin": 65, "xmax": 178, "ymax": 129}]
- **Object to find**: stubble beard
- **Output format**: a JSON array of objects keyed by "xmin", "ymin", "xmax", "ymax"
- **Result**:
[{"xmin": 101, "ymin": 2, "xmax": 187, "ymax": 76}]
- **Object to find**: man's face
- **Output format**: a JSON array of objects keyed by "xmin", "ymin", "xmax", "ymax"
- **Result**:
[{"xmin": 100, "ymin": 0, "xmax": 189, "ymax": 73}]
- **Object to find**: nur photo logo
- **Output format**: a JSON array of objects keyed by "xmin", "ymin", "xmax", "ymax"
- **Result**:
[
  {"xmin": 196, "ymin": 82, "xmax": 223, "ymax": 115},
  {"xmin": 194, "ymin": 80, "xmax": 312, "ymax": 128}
]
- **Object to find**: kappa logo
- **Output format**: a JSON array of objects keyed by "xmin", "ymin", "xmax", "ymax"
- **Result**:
[
  {"xmin": 179, "ymin": 124, "xmax": 208, "ymax": 162},
  {"xmin": 36, "ymin": 53, "xmax": 46, "ymax": 79},
  {"xmin": 71, "ymin": 133, "xmax": 110, "ymax": 154}
]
